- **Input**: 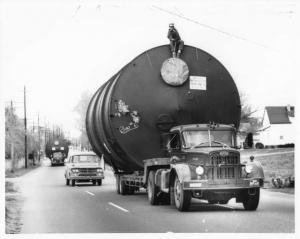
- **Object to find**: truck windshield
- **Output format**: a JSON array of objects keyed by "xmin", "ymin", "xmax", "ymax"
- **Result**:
[
  {"xmin": 72, "ymin": 155, "xmax": 99, "ymax": 163},
  {"xmin": 182, "ymin": 130, "xmax": 235, "ymax": 148}
]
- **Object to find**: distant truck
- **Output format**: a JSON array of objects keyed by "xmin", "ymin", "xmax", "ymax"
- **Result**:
[
  {"xmin": 86, "ymin": 36, "xmax": 264, "ymax": 211},
  {"xmin": 45, "ymin": 139, "xmax": 69, "ymax": 166}
]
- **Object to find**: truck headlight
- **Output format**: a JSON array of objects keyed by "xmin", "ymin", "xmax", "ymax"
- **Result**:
[
  {"xmin": 195, "ymin": 166, "xmax": 204, "ymax": 175},
  {"xmin": 71, "ymin": 168, "xmax": 79, "ymax": 173},
  {"xmin": 97, "ymin": 168, "xmax": 103, "ymax": 173},
  {"xmin": 245, "ymin": 165, "xmax": 253, "ymax": 174}
]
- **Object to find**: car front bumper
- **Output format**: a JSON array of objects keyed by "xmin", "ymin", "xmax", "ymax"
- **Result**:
[{"xmin": 69, "ymin": 174, "xmax": 104, "ymax": 180}]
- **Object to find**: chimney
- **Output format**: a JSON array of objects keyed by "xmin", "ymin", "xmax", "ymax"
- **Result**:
[{"xmin": 287, "ymin": 105, "xmax": 295, "ymax": 117}]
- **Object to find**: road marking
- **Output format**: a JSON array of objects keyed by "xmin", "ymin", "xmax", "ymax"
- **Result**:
[
  {"xmin": 86, "ymin": 191, "xmax": 95, "ymax": 196},
  {"xmin": 108, "ymin": 202, "xmax": 129, "ymax": 213}
]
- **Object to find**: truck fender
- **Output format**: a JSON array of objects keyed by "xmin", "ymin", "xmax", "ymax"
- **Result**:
[
  {"xmin": 169, "ymin": 164, "xmax": 191, "ymax": 185},
  {"xmin": 247, "ymin": 161, "xmax": 264, "ymax": 185}
]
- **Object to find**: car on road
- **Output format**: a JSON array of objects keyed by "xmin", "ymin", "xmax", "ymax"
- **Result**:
[{"xmin": 64, "ymin": 151, "xmax": 104, "ymax": 186}]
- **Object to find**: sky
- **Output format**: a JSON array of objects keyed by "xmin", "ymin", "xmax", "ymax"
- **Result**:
[{"xmin": 0, "ymin": 0, "xmax": 297, "ymax": 138}]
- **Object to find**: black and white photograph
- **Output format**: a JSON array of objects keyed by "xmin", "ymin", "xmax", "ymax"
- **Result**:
[{"xmin": 0, "ymin": 0, "xmax": 297, "ymax": 237}]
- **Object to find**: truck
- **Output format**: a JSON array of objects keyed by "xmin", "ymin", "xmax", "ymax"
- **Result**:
[
  {"xmin": 86, "ymin": 36, "xmax": 264, "ymax": 211},
  {"xmin": 45, "ymin": 139, "xmax": 69, "ymax": 166}
]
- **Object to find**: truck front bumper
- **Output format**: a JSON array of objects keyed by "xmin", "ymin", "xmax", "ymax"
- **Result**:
[{"xmin": 183, "ymin": 178, "xmax": 262, "ymax": 190}]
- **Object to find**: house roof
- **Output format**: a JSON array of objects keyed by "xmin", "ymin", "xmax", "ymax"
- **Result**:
[{"xmin": 265, "ymin": 106, "xmax": 291, "ymax": 124}]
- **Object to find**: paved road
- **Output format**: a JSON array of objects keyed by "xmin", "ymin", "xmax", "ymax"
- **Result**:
[{"xmin": 9, "ymin": 159, "xmax": 294, "ymax": 233}]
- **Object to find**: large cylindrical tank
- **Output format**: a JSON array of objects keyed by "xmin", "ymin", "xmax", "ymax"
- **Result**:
[{"xmin": 86, "ymin": 44, "xmax": 241, "ymax": 172}]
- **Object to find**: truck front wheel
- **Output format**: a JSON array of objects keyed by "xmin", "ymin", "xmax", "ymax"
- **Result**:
[
  {"xmin": 243, "ymin": 188, "xmax": 260, "ymax": 210},
  {"xmin": 66, "ymin": 178, "xmax": 69, "ymax": 186},
  {"xmin": 147, "ymin": 170, "xmax": 159, "ymax": 205},
  {"xmin": 174, "ymin": 176, "xmax": 191, "ymax": 211}
]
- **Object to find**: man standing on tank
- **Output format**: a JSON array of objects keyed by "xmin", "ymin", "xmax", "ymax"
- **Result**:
[{"xmin": 167, "ymin": 23, "xmax": 184, "ymax": 58}]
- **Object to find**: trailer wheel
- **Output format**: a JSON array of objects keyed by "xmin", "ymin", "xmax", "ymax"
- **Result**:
[
  {"xmin": 147, "ymin": 170, "xmax": 159, "ymax": 205},
  {"xmin": 71, "ymin": 179, "xmax": 75, "ymax": 187},
  {"xmin": 174, "ymin": 175, "xmax": 191, "ymax": 211},
  {"xmin": 66, "ymin": 178, "xmax": 70, "ymax": 186},
  {"xmin": 243, "ymin": 188, "xmax": 260, "ymax": 210}
]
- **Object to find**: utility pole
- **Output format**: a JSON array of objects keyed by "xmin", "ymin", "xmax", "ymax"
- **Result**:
[
  {"xmin": 24, "ymin": 86, "xmax": 28, "ymax": 168},
  {"xmin": 38, "ymin": 113, "xmax": 40, "ymax": 162}
]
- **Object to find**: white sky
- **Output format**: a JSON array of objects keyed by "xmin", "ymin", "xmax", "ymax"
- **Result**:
[{"xmin": 0, "ymin": 0, "xmax": 297, "ymax": 138}]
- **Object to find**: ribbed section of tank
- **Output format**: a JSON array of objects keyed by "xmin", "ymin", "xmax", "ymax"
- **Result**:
[{"xmin": 86, "ymin": 45, "xmax": 241, "ymax": 173}]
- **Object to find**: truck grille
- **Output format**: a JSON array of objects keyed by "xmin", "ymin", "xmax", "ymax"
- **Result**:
[{"xmin": 209, "ymin": 151, "xmax": 240, "ymax": 180}]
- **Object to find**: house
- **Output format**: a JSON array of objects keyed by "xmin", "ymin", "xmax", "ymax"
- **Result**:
[{"xmin": 254, "ymin": 105, "xmax": 295, "ymax": 147}]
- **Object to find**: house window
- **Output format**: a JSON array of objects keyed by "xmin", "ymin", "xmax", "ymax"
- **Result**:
[{"xmin": 280, "ymin": 135, "xmax": 284, "ymax": 140}]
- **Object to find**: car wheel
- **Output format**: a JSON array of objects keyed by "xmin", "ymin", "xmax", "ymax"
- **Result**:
[
  {"xmin": 255, "ymin": 143, "xmax": 264, "ymax": 149},
  {"xmin": 66, "ymin": 178, "xmax": 70, "ymax": 186},
  {"xmin": 71, "ymin": 179, "xmax": 75, "ymax": 187},
  {"xmin": 243, "ymin": 188, "xmax": 260, "ymax": 210},
  {"xmin": 174, "ymin": 175, "xmax": 191, "ymax": 211},
  {"xmin": 147, "ymin": 170, "xmax": 159, "ymax": 205},
  {"xmin": 97, "ymin": 179, "xmax": 102, "ymax": 186}
]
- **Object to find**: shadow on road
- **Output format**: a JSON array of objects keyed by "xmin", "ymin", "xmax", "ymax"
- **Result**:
[{"xmin": 189, "ymin": 203, "xmax": 243, "ymax": 212}]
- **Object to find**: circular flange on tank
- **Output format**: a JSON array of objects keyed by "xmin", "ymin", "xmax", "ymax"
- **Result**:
[{"xmin": 160, "ymin": 57, "xmax": 189, "ymax": 86}]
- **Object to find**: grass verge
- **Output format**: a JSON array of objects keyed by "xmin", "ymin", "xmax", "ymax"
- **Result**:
[
  {"xmin": 241, "ymin": 148, "xmax": 294, "ymax": 194},
  {"xmin": 5, "ymin": 181, "xmax": 24, "ymax": 234}
]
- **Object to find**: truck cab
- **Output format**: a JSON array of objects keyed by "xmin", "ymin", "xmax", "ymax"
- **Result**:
[{"xmin": 145, "ymin": 123, "xmax": 264, "ymax": 211}]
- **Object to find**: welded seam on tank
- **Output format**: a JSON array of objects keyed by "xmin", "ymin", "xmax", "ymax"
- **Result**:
[
  {"xmin": 104, "ymin": 72, "xmax": 133, "ymax": 170},
  {"xmin": 146, "ymin": 51, "xmax": 153, "ymax": 68}
]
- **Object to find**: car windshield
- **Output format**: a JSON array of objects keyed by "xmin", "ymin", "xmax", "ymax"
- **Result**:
[
  {"xmin": 182, "ymin": 129, "xmax": 235, "ymax": 148},
  {"xmin": 72, "ymin": 155, "xmax": 98, "ymax": 163}
]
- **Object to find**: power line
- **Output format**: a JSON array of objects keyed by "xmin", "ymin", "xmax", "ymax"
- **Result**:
[{"xmin": 152, "ymin": 5, "xmax": 272, "ymax": 50}]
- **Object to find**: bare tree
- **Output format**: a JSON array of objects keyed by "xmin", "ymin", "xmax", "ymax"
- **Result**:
[{"xmin": 73, "ymin": 91, "xmax": 93, "ymax": 150}]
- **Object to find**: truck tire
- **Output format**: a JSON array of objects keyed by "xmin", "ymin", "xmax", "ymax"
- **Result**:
[
  {"xmin": 116, "ymin": 175, "xmax": 120, "ymax": 194},
  {"xmin": 159, "ymin": 192, "xmax": 171, "ymax": 205},
  {"xmin": 92, "ymin": 180, "xmax": 96, "ymax": 185},
  {"xmin": 71, "ymin": 179, "xmax": 75, "ymax": 187},
  {"xmin": 174, "ymin": 175, "xmax": 191, "ymax": 211},
  {"xmin": 66, "ymin": 178, "xmax": 70, "ymax": 186},
  {"xmin": 243, "ymin": 188, "xmax": 260, "ymax": 210},
  {"xmin": 97, "ymin": 179, "xmax": 102, "ymax": 186},
  {"xmin": 119, "ymin": 179, "xmax": 127, "ymax": 195},
  {"xmin": 147, "ymin": 170, "xmax": 159, "ymax": 205}
]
